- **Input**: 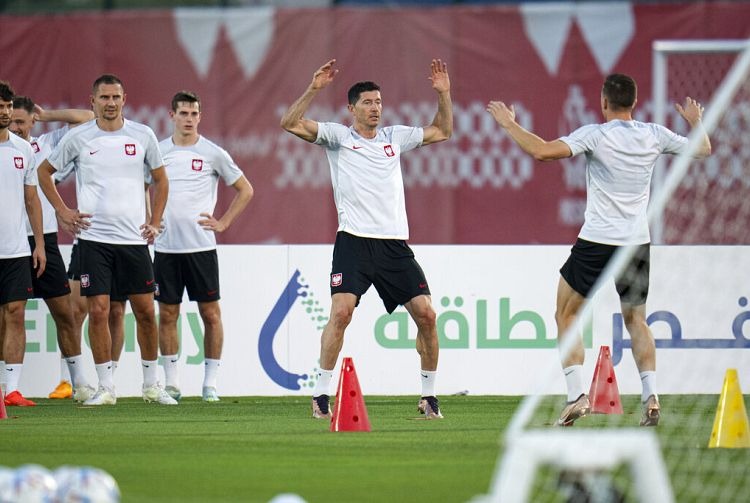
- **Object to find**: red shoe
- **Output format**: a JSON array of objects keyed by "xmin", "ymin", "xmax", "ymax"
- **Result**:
[{"xmin": 4, "ymin": 390, "xmax": 36, "ymax": 406}]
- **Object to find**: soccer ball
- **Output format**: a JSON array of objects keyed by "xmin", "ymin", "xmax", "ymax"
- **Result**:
[
  {"xmin": 55, "ymin": 466, "xmax": 120, "ymax": 503},
  {"xmin": 0, "ymin": 464, "xmax": 57, "ymax": 503}
]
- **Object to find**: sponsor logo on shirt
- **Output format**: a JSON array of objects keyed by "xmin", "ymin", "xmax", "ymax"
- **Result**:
[
  {"xmin": 31, "ymin": 141, "xmax": 40, "ymax": 153},
  {"xmin": 384, "ymin": 145, "xmax": 395, "ymax": 157},
  {"xmin": 192, "ymin": 159, "xmax": 203, "ymax": 171},
  {"xmin": 81, "ymin": 274, "xmax": 90, "ymax": 288},
  {"xmin": 125, "ymin": 144, "xmax": 136, "ymax": 156},
  {"xmin": 14, "ymin": 157, "xmax": 24, "ymax": 169},
  {"xmin": 331, "ymin": 273, "xmax": 342, "ymax": 287}
]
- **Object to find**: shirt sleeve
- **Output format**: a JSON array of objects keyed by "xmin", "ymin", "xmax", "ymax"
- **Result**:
[
  {"xmin": 391, "ymin": 126, "xmax": 424, "ymax": 153},
  {"xmin": 144, "ymin": 129, "xmax": 165, "ymax": 171},
  {"xmin": 214, "ymin": 147, "xmax": 244, "ymax": 186},
  {"xmin": 23, "ymin": 149, "xmax": 38, "ymax": 187},
  {"xmin": 314, "ymin": 122, "xmax": 346, "ymax": 148},
  {"xmin": 46, "ymin": 133, "xmax": 79, "ymax": 172},
  {"xmin": 651, "ymin": 123, "xmax": 689, "ymax": 155},
  {"xmin": 559, "ymin": 124, "xmax": 601, "ymax": 157}
]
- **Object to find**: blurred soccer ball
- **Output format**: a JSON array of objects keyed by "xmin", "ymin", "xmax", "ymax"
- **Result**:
[
  {"xmin": 55, "ymin": 466, "xmax": 120, "ymax": 503},
  {"xmin": 0, "ymin": 464, "xmax": 57, "ymax": 503}
]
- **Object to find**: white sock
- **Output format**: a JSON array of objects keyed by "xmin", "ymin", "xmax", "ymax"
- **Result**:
[
  {"xmin": 95, "ymin": 362, "xmax": 114, "ymax": 391},
  {"xmin": 112, "ymin": 360, "xmax": 119, "ymax": 376},
  {"xmin": 160, "ymin": 354, "xmax": 179, "ymax": 388},
  {"xmin": 142, "ymin": 359, "xmax": 158, "ymax": 388},
  {"xmin": 60, "ymin": 357, "xmax": 71, "ymax": 382},
  {"xmin": 640, "ymin": 371, "xmax": 658, "ymax": 402},
  {"xmin": 4, "ymin": 363, "xmax": 22, "ymax": 393},
  {"xmin": 203, "ymin": 358, "xmax": 220, "ymax": 389},
  {"xmin": 65, "ymin": 354, "xmax": 86, "ymax": 388},
  {"xmin": 563, "ymin": 365, "xmax": 585, "ymax": 402},
  {"xmin": 312, "ymin": 368, "xmax": 334, "ymax": 397},
  {"xmin": 0, "ymin": 360, "xmax": 5, "ymax": 386},
  {"xmin": 420, "ymin": 370, "xmax": 437, "ymax": 397}
]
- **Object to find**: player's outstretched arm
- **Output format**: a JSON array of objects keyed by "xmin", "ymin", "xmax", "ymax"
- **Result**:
[
  {"xmin": 34, "ymin": 104, "xmax": 94, "ymax": 127},
  {"xmin": 423, "ymin": 59, "xmax": 453, "ymax": 145},
  {"xmin": 675, "ymin": 96, "xmax": 711, "ymax": 159},
  {"xmin": 280, "ymin": 59, "xmax": 338, "ymax": 142},
  {"xmin": 486, "ymin": 100, "xmax": 572, "ymax": 161}
]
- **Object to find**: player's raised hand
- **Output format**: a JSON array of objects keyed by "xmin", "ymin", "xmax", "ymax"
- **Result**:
[
  {"xmin": 486, "ymin": 101, "xmax": 516, "ymax": 129},
  {"xmin": 311, "ymin": 60, "xmax": 338, "ymax": 90},
  {"xmin": 429, "ymin": 59, "xmax": 450, "ymax": 93},
  {"xmin": 675, "ymin": 96, "xmax": 704, "ymax": 127}
]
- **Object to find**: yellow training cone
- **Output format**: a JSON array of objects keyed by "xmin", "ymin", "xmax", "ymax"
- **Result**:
[{"xmin": 709, "ymin": 369, "xmax": 750, "ymax": 448}]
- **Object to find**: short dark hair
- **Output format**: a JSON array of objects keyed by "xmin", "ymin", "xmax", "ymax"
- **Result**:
[
  {"xmin": 171, "ymin": 90, "xmax": 200, "ymax": 112},
  {"xmin": 602, "ymin": 74, "xmax": 637, "ymax": 110},
  {"xmin": 12, "ymin": 95, "xmax": 35, "ymax": 114},
  {"xmin": 347, "ymin": 81, "xmax": 380, "ymax": 106},
  {"xmin": 92, "ymin": 74, "xmax": 124, "ymax": 93},
  {"xmin": 0, "ymin": 81, "xmax": 15, "ymax": 102}
]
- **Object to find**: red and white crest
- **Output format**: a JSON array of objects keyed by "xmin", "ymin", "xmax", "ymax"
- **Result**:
[
  {"xmin": 13, "ymin": 157, "xmax": 24, "ymax": 169},
  {"xmin": 125, "ymin": 144, "xmax": 136, "ymax": 156},
  {"xmin": 31, "ymin": 141, "xmax": 40, "ymax": 153},
  {"xmin": 80, "ymin": 274, "xmax": 90, "ymax": 288},
  {"xmin": 384, "ymin": 145, "xmax": 395, "ymax": 157},
  {"xmin": 331, "ymin": 273, "xmax": 343, "ymax": 287},
  {"xmin": 191, "ymin": 159, "xmax": 203, "ymax": 171}
]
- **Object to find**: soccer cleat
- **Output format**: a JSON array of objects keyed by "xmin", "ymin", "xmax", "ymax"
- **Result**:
[
  {"xmin": 311, "ymin": 394, "xmax": 331, "ymax": 419},
  {"xmin": 72, "ymin": 384, "xmax": 96, "ymax": 403},
  {"xmin": 165, "ymin": 385, "xmax": 182, "ymax": 402},
  {"xmin": 83, "ymin": 386, "xmax": 117, "ymax": 406},
  {"xmin": 143, "ymin": 383, "xmax": 178, "ymax": 405},
  {"xmin": 49, "ymin": 380, "xmax": 73, "ymax": 399},
  {"xmin": 417, "ymin": 396, "xmax": 444, "ymax": 419},
  {"xmin": 640, "ymin": 395, "xmax": 661, "ymax": 426},
  {"xmin": 4, "ymin": 390, "xmax": 36, "ymax": 406},
  {"xmin": 202, "ymin": 386, "xmax": 220, "ymax": 403},
  {"xmin": 557, "ymin": 394, "xmax": 591, "ymax": 427}
]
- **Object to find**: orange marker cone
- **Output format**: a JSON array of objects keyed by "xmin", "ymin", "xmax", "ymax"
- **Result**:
[
  {"xmin": 0, "ymin": 385, "xmax": 7, "ymax": 420},
  {"xmin": 589, "ymin": 346, "xmax": 623, "ymax": 414},
  {"xmin": 709, "ymin": 368, "xmax": 750, "ymax": 448},
  {"xmin": 331, "ymin": 357, "xmax": 371, "ymax": 432}
]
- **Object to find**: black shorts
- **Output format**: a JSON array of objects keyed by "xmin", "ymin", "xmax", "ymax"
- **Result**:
[
  {"xmin": 560, "ymin": 238, "xmax": 650, "ymax": 305},
  {"xmin": 330, "ymin": 231, "xmax": 430, "ymax": 314},
  {"xmin": 68, "ymin": 243, "xmax": 127, "ymax": 301},
  {"xmin": 0, "ymin": 256, "xmax": 34, "ymax": 305},
  {"xmin": 78, "ymin": 239, "xmax": 155, "ymax": 298},
  {"xmin": 28, "ymin": 234, "xmax": 71, "ymax": 299},
  {"xmin": 153, "ymin": 250, "xmax": 220, "ymax": 304}
]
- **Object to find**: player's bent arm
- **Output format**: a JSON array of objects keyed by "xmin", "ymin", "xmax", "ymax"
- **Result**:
[
  {"xmin": 280, "ymin": 88, "xmax": 321, "ymax": 143},
  {"xmin": 217, "ymin": 175, "xmax": 254, "ymax": 231},
  {"xmin": 149, "ymin": 166, "xmax": 169, "ymax": 228},
  {"xmin": 37, "ymin": 159, "xmax": 67, "ymax": 213},
  {"xmin": 24, "ymin": 184, "xmax": 47, "ymax": 276},
  {"xmin": 36, "ymin": 105, "xmax": 95, "ymax": 127},
  {"xmin": 422, "ymin": 91, "xmax": 453, "ymax": 146}
]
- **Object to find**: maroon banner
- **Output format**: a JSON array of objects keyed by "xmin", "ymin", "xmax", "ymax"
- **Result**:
[{"xmin": 2, "ymin": 3, "xmax": 748, "ymax": 244}]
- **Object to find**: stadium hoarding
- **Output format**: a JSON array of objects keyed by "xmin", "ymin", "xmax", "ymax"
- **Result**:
[
  {"xmin": 2, "ymin": 3, "xmax": 749, "ymax": 245},
  {"xmin": 18, "ymin": 245, "xmax": 750, "ymax": 397}
]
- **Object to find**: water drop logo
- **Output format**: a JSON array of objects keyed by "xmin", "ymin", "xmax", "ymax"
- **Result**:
[{"xmin": 258, "ymin": 269, "xmax": 328, "ymax": 390}]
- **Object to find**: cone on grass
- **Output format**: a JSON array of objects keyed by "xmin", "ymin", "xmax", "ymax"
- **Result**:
[
  {"xmin": 0, "ymin": 384, "xmax": 7, "ymax": 420},
  {"xmin": 709, "ymin": 368, "xmax": 750, "ymax": 448},
  {"xmin": 588, "ymin": 345, "xmax": 623, "ymax": 414},
  {"xmin": 331, "ymin": 357, "xmax": 371, "ymax": 432}
]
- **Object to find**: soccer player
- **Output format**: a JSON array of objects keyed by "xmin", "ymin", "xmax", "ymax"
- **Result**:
[
  {"xmin": 155, "ymin": 90, "xmax": 253, "ymax": 402},
  {"xmin": 486, "ymin": 73, "xmax": 711, "ymax": 426},
  {"xmin": 37, "ymin": 74, "xmax": 176, "ymax": 406},
  {"xmin": 8, "ymin": 96, "xmax": 96, "ymax": 401},
  {"xmin": 280, "ymin": 59, "xmax": 453, "ymax": 419},
  {"xmin": 0, "ymin": 81, "xmax": 46, "ymax": 407}
]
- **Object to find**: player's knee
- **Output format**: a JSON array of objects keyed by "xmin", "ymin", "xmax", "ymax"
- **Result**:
[
  {"xmin": 329, "ymin": 304, "xmax": 354, "ymax": 328},
  {"xmin": 413, "ymin": 305, "xmax": 437, "ymax": 331}
]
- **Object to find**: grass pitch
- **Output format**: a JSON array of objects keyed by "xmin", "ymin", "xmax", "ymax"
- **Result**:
[{"xmin": 1, "ymin": 395, "xmax": 748, "ymax": 502}]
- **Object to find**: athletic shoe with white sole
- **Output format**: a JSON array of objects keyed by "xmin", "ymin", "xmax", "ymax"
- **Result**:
[
  {"xmin": 557, "ymin": 393, "xmax": 591, "ymax": 427},
  {"xmin": 72, "ymin": 384, "xmax": 96, "ymax": 403},
  {"xmin": 418, "ymin": 396, "xmax": 444, "ymax": 419},
  {"xmin": 165, "ymin": 385, "xmax": 182, "ymax": 402},
  {"xmin": 143, "ymin": 383, "xmax": 178, "ymax": 405},
  {"xmin": 640, "ymin": 394, "xmax": 661, "ymax": 426},
  {"xmin": 83, "ymin": 386, "xmax": 117, "ymax": 406},
  {"xmin": 202, "ymin": 386, "xmax": 220, "ymax": 402},
  {"xmin": 311, "ymin": 394, "xmax": 331, "ymax": 419}
]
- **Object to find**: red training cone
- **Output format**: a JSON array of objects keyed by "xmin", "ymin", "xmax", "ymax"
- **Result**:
[
  {"xmin": 331, "ymin": 357, "xmax": 371, "ymax": 432},
  {"xmin": 0, "ymin": 384, "xmax": 7, "ymax": 420},
  {"xmin": 589, "ymin": 346, "xmax": 623, "ymax": 414}
]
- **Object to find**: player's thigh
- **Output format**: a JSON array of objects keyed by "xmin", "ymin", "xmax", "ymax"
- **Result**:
[
  {"xmin": 153, "ymin": 251, "xmax": 185, "ymax": 304},
  {"xmin": 183, "ymin": 250, "xmax": 221, "ymax": 303},
  {"xmin": 112, "ymin": 244, "xmax": 155, "ymax": 296},
  {"xmin": 78, "ymin": 240, "xmax": 115, "ymax": 297}
]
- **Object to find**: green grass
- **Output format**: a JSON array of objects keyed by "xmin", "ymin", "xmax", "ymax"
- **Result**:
[{"xmin": 1, "ymin": 395, "xmax": 748, "ymax": 502}]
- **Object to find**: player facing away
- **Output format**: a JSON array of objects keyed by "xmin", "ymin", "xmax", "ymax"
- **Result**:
[
  {"xmin": 281, "ymin": 59, "xmax": 453, "ymax": 419},
  {"xmin": 38, "ymin": 74, "xmax": 176, "ymax": 406},
  {"xmin": 155, "ymin": 91, "xmax": 253, "ymax": 402},
  {"xmin": 487, "ymin": 73, "xmax": 711, "ymax": 426},
  {"xmin": 0, "ymin": 81, "xmax": 47, "ymax": 406},
  {"xmin": 8, "ymin": 96, "xmax": 97, "ymax": 402}
]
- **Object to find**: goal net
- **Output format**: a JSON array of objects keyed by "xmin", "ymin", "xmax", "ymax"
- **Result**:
[{"xmin": 479, "ymin": 39, "xmax": 750, "ymax": 503}]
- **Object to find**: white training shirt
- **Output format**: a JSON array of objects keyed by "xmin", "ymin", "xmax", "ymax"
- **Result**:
[
  {"xmin": 315, "ymin": 122, "xmax": 423, "ymax": 239},
  {"xmin": 559, "ymin": 120, "xmax": 688, "ymax": 245},
  {"xmin": 46, "ymin": 119, "xmax": 164, "ymax": 245},
  {"xmin": 26, "ymin": 126, "xmax": 69, "ymax": 235},
  {"xmin": 155, "ymin": 136, "xmax": 243, "ymax": 253},
  {"xmin": 0, "ymin": 133, "xmax": 37, "ymax": 258}
]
